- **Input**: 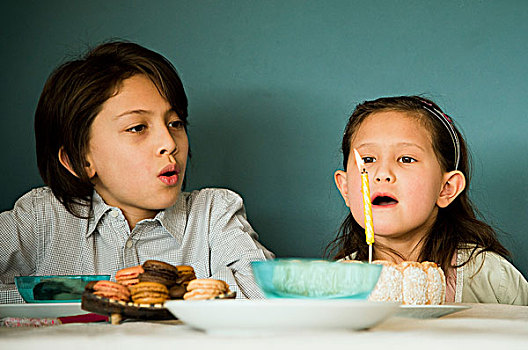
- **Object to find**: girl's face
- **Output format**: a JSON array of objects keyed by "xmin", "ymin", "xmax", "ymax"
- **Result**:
[
  {"xmin": 335, "ymin": 111, "xmax": 449, "ymax": 245},
  {"xmin": 84, "ymin": 74, "xmax": 188, "ymax": 226}
]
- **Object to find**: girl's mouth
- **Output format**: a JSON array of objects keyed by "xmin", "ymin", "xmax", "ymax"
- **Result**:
[{"xmin": 372, "ymin": 194, "xmax": 398, "ymax": 207}]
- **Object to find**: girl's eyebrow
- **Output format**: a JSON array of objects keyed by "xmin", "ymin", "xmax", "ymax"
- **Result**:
[
  {"xmin": 356, "ymin": 142, "xmax": 426, "ymax": 151},
  {"xmin": 396, "ymin": 142, "xmax": 426, "ymax": 151}
]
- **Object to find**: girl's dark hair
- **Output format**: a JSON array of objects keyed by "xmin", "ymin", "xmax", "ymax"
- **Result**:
[
  {"xmin": 326, "ymin": 96, "xmax": 509, "ymax": 272},
  {"xmin": 34, "ymin": 40, "xmax": 188, "ymax": 217}
]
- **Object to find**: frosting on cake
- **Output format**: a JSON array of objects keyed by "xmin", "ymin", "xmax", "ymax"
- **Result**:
[{"xmin": 368, "ymin": 260, "xmax": 446, "ymax": 305}]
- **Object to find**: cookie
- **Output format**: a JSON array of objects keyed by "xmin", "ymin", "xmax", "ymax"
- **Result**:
[
  {"xmin": 129, "ymin": 281, "xmax": 169, "ymax": 304},
  {"xmin": 140, "ymin": 260, "xmax": 179, "ymax": 288},
  {"xmin": 175, "ymin": 265, "xmax": 196, "ymax": 285},
  {"xmin": 89, "ymin": 280, "xmax": 130, "ymax": 302},
  {"xmin": 115, "ymin": 265, "xmax": 144, "ymax": 286},
  {"xmin": 168, "ymin": 284, "xmax": 187, "ymax": 299},
  {"xmin": 186, "ymin": 278, "xmax": 229, "ymax": 292},
  {"xmin": 183, "ymin": 278, "xmax": 230, "ymax": 300}
]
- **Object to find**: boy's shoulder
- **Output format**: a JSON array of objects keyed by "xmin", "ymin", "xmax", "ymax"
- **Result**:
[
  {"xmin": 183, "ymin": 187, "xmax": 244, "ymax": 206},
  {"xmin": 15, "ymin": 186, "xmax": 57, "ymax": 207}
]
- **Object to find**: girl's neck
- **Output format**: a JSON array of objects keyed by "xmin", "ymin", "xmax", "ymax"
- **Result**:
[{"xmin": 373, "ymin": 231, "xmax": 428, "ymax": 263}]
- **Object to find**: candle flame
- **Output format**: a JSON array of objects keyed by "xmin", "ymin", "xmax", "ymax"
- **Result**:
[{"xmin": 353, "ymin": 149, "xmax": 364, "ymax": 172}]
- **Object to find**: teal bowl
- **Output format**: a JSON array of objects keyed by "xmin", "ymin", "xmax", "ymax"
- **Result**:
[
  {"xmin": 15, "ymin": 275, "xmax": 110, "ymax": 303},
  {"xmin": 251, "ymin": 259, "xmax": 382, "ymax": 299}
]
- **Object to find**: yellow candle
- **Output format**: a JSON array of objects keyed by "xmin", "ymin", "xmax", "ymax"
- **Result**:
[
  {"xmin": 360, "ymin": 171, "xmax": 375, "ymax": 245},
  {"xmin": 353, "ymin": 149, "xmax": 375, "ymax": 247}
]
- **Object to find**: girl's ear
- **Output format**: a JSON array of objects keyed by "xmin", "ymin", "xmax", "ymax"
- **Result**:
[
  {"xmin": 437, "ymin": 170, "xmax": 466, "ymax": 208},
  {"xmin": 58, "ymin": 147, "xmax": 96, "ymax": 179},
  {"xmin": 334, "ymin": 170, "xmax": 350, "ymax": 207}
]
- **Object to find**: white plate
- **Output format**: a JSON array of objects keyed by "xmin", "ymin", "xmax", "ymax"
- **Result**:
[
  {"xmin": 396, "ymin": 304, "xmax": 470, "ymax": 319},
  {"xmin": 165, "ymin": 299, "xmax": 399, "ymax": 334},
  {"xmin": 0, "ymin": 303, "xmax": 89, "ymax": 318}
]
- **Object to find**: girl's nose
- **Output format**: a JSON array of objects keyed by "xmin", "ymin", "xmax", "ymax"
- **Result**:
[
  {"xmin": 373, "ymin": 161, "xmax": 395, "ymax": 183},
  {"xmin": 375, "ymin": 176, "xmax": 392, "ymax": 183}
]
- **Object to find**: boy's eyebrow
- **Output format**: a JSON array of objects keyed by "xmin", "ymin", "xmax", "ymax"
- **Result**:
[
  {"xmin": 114, "ymin": 109, "xmax": 149, "ymax": 119},
  {"xmin": 113, "ymin": 108, "xmax": 178, "ymax": 119}
]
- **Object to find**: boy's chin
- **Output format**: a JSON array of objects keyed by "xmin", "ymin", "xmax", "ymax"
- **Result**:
[{"xmin": 153, "ymin": 190, "xmax": 182, "ymax": 209}]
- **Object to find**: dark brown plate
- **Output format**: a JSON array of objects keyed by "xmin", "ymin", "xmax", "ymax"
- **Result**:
[{"xmin": 81, "ymin": 291, "xmax": 176, "ymax": 321}]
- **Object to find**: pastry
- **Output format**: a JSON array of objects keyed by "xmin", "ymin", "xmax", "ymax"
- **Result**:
[
  {"xmin": 88, "ymin": 280, "xmax": 130, "ymax": 302},
  {"xmin": 175, "ymin": 265, "xmax": 196, "ymax": 287},
  {"xmin": 115, "ymin": 265, "xmax": 144, "ymax": 286},
  {"xmin": 368, "ymin": 260, "xmax": 446, "ymax": 305},
  {"xmin": 168, "ymin": 284, "xmax": 187, "ymax": 299},
  {"xmin": 129, "ymin": 281, "xmax": 169, "ymax": 305},
  {"xmin": 366, "ymin": 260, "xmax": 403, "ymax": 303},
  {"xmin": 139, "ymin": 260, "xmax": 179, "ymax": 288},
  {"xmin": 183, "ymin": 278, "xmax": 230, "ymax": 300}
]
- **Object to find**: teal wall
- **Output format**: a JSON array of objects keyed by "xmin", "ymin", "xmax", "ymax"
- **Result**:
[{"xmin": 1, "ymin": 1, "xmax": 527, "ymax": 277}]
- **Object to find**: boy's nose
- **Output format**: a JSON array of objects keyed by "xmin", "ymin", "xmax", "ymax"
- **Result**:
[{"xmin": 157, "ymin": 128, "xmax": 177, "ymax": 156}]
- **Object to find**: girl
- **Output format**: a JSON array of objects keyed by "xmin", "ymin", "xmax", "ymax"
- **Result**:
[
  {"xmin": 329, "ymin": 96, "xmax": 527, "ymax": 305},
  {"xmin": 0, "ymin": 41, "xmax": 274, "ymax": 304}
]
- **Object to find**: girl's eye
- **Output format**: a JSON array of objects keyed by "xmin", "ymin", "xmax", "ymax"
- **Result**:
[
  {"xmin": 169, "ymin": 120, "xmax": 185, "ymax": 129},
  {"xmin": 126, "ymin": 124, "xmax": 146, "ymax": 133},
  {"xmin": 362, "ymin": 156, "xmax": 376, "ymax": 164},
  {"xmin": 399, "ymin": 156, "xmax": 417, "ymax": 163}
]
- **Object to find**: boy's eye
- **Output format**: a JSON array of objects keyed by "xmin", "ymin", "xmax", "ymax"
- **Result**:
[
  {"xmin": 399, "ymin": 156, "xmax": 417, "ymax": 163},
  {"xmin": 169, "ymin": 120, "xmax": 185, "ymax": 129},
  {"xmin": 126, "ymin": 124, "xmax": 146, "ymax": 133},
  {"xmin": 362, "ymin": 156, "xmax": 376, "ymax": 164}
]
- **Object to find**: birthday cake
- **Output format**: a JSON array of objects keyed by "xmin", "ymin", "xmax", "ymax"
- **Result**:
[{"xmin": 366, "ymin": 260, "xmax": 446, "ymax": 305}]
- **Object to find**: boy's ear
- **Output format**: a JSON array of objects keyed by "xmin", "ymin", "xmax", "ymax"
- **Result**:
[
  {"xmin": 58, "ymin": 147, "xmax": 96, "ymax": 179},
  {"xmin": 334, "ymin": 170, "xmax": 350, "ymax": 207},
  {"xmin": 437, "ymin": 170, "xmax": 466, "ymax": 208}
]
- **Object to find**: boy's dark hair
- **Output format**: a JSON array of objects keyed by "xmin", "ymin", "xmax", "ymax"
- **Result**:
[
  {"xmin": 326, "ymin": 96, "xmax": 509, "ymax": 272},
  {"xmin": 34, "ymin": 41, "xmax": 188, "ymax": 217}
]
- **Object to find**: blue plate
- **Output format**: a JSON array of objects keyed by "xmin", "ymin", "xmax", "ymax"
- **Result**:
[
  {"xmin": 15, "ymin": 275, "xmax": 110, "ymax": 303},
  {"xmin": 251, "ymin": 259, "xmax": 382, "ymax": 299}
]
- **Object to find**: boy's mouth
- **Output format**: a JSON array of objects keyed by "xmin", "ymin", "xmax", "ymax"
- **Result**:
[
  {"xmin": 158, "ymin": 164, "xmax": 180, "ymax": 186},
  {"xmin": 371, "ymin": 193, "xmax": 398, "ymax": 206}
]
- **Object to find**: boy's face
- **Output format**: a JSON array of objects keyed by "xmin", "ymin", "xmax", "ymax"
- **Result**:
[
  {"xmin": 84, "ymin": 74, "xmax": 188, "ymax": 226},
  {"xmin": 334, "ymin": 111, "xmax": 447, "ymax": 246}
]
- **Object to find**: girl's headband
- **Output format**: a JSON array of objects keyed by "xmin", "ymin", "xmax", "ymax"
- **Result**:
[{"xmin": 419, "ymin": 100, "xmax": 460, "ymax": 170}]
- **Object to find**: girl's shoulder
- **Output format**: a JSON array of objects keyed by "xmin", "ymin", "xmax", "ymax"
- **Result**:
[{"xmin": 458, "ymin": 246, "xmax": 528, "ymax": 305}]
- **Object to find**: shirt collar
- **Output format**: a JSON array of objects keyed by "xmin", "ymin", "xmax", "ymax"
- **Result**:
[
  {"xmin": 156, "ymin": 192, "xmax": 188, "ymax": 245},
  {"xmin": 86, "ymin": 190, "xmax": 188, "ymax": 243},
  {"xmin": 86, "ymin": 191, "xmax": 114, "ymax": 238}
]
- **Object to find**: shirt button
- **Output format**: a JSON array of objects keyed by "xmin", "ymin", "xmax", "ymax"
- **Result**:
[
  {"xmin": 125, "ymin": 240, "xmax": 133, "ymax": 249},
  {"xmin": 110, "ymin": 210, "xmax": 119, "ymax": 218}
]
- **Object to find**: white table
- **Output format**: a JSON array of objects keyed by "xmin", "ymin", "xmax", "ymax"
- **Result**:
[{"xmin": 1, "ymin": 303, "xmax": 527, "ymax": 350}]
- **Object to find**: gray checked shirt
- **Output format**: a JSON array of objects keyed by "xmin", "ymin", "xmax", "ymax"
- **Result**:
[{"xmin": 0, "ymin": 187, "xmax": 274, "ymax": 303}]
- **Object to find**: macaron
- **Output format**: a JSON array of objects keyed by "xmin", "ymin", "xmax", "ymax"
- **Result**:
[
  {"xmin": 139, "ymin": 260, "xmax": 179, "ymax": 288},
  {"xmin": 129, "ymin": 281, "xmax": 169, "ymax": 305},
  {"xmin": 88, "ymin": 280, "xmax": 130, "ymax": 302},
  {"xmin": 168, "ymin": 284, "xmax": 187, "ymax": 299},
  {"xmin": 183, "ymin": 278, "xmax": 230, "ymax": 300},
  {"xmin": 115, "ymin": 265, "xmax": 145, "ymax": 286},
  {"xmin": 175, "ymin": 265, "xmax": 196, "ymax": 286}
]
